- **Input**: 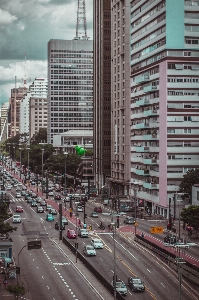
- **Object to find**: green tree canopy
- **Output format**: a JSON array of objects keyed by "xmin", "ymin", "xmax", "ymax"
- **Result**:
[
  {"xmin": 31, "ymin": 128, "xmax": 47, "ymax": 144},
  {"xmin": 47, "ymin": 153, "xmax": 81, "ymax": 175},
  {"xmin": 180, "ymin": 205, "xmax": 199, "ymax": 231},
  {"xmin": 0, "ymin": 203, "xmax": 17, "ymax": 235},
  {"xmin": 179, "ymin": 169, "xmax": 199, "ymax": 197}
]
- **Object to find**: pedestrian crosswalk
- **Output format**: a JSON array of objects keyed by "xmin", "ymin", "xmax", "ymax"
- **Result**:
[{"xmin": 10, "ymin": 198, "xmax": 26, "ymax": 202}]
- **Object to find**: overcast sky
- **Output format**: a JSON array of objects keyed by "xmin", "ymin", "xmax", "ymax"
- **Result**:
[{"xmin": 0, "ymin": 0, "xmax": 93, "ymax": 104}]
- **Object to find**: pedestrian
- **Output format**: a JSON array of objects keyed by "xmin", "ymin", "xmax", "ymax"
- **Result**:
[{"xmin": 141, "ymin": 232, "xmax": 144, "ymax": 238}]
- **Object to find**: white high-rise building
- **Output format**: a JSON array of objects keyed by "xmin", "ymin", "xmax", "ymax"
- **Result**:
[{"xmin": 47, "ymin": 39, "xmax": 93, "ymax": 144}]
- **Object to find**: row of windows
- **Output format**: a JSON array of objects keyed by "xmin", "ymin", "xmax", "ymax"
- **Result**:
[
  {"xmin": 168, "ymin": 63, "xmax": 199, "ymax": 70},
  {"xmin": 51, "ymin": 54, "xmax": 92, "ymax": 59},
  {"xmin": 132, "ymin": 26, "xmax": 166, "ymax": 50},
  {"xmin": 132, "ymin": 39, "xmax": 166, "ymax": 59},
  {"xmin": 132, "ymin": 0, "xmax": 164, "ymax": 18},
  {"xmin": 51, "ymin": 50, "xmax": 93, "ymax": 53},
  {"xmin": 185, "ymin": 38, "xmax": 199, "ymax": 44},
  {"xmin": 51, "ymin": 70, "xmax": 92, "ymax": 74},
  {"xmin": 185, "ymin": 12, "xmax": 199, "ymax": 18},
  {"xmin": 132, "ymin": 1, "xmax": 165, "ymax": 27},
  {"xmin": 185, "ymin": 25, "xmax": 199, "ymax": 32},
  {"xmin": 51, "ymin": 123, "xmax": 92, "ymax": 127},
  {"xmin": 168, "ymin": 77, "xmax": 199, "ymax": 83},
  {"xmin": 132, "ymin": 14, "xmax": 166, "ymax": 38},
  {"xmin": 185, "ymin": 0, "xmax": 199, "ymax": 6},
  {"xmin": 51, "ymin": 75, "xmax": 92, "ymax": 80},
  {"xmin": 168, "ymin": 91, "xmax": 199, "ymax": 96}
]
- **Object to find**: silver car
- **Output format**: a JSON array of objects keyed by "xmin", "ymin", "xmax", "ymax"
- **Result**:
[{"xmin": 13, "ymin": 214, "xmax": 21, "ymax": 223}]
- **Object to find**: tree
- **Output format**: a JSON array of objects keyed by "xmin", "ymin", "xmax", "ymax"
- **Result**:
[
  {"xmin": 0, "ymin": 203, "xmax": 17, "ymax": 235},
  {"xmin": 180, "ymin": 205, "xmax": 199, "ymax": 231},
  {"xmin": 179, "ymin": 169, "xmax": 199, "ymax": 197},
  {"xmin": 31, "ymin": 128, "xmax": 47, "ymax": 144},
  {"xmin": 7, "ymin": 282, "xmax": 27, "ymax": 298}
]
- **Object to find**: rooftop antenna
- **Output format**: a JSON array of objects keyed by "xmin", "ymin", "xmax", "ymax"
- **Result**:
[{"xmin": 75, "ymin": 0, "xmax": 89, "ymax": 40}]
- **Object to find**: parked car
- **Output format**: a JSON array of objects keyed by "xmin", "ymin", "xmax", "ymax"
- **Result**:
[
  {"xmin": 67, "ymin": 229, "xmax": 77, "ymax": 239},
  {"xmin": 90, "ymin": 211, "xmax": 98, "ymax": 218},
  {"xmin": 54, "ymin": 194, "xmax": 62, "ymax": 200},
  {"xmin": 16, "ymin": 192, "xmax": 21, "ymax": 198},
  {"xmin": 91, "ymin": 238, "xmax": 104, "ymax": 249},
  {"xmin": 13, "ymin": 214, "xmax": 21, "ymax": 223},
  {"xmin": 128, "ymin": 277, "xmax": 145, "ymax": 292},
  {"xmin": 78, "ymin": 228, "xmax": 89, "ymax": 238},
  {"xmin": 37, "ymin": 206, "xmax": 44, "ymax": 213},
  {"xmin": 46, "ymin": 214, "xmax": 54, "ymax": 221},
  {"xmin": 111, "ymin": 280, "xmax": 128, "ymax": 296},
  {"xmin": 94, "ymin": 206, "xmax": 102, "ymax": 213},
  {"xmin": 124, "ymin": 217, "xmax": 135, "ymax": 224},
  {"xmin": 83, "ymin": 245, "xmax": 96, "ymax": 256},
  {"xmin": 16, "ymin": 206, "xmax": 23, "ymax": 213},
  {"xmin": 31, "ymin": 201, "xmax": 37, "ymax": 207}
]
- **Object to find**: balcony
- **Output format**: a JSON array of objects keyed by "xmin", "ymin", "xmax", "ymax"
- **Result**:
[
  {"xmin": 135, "ymin": 169, "xmax": 150, "ymax": 176},
  {"xmin": 135, "ymin": 146, "xmax": 150, "ymax": 152},
  {"xmin": 144, "ymin": 85, "xmax": 157, "ymax": 93},
  {"xmin": 143, "ymin": 158, "xmax": 158, "ymax": 165},
  {"xmin": 135, "ymin": 98, "xmax": 150, "ymax": 107},
  {"xmin": 144, "ymin": 109, "xmax": 158, "ymax": 117},
  {"xmin": 144, "ymin": 134, "xmax": 157, "ymax": 140},
  {"xmin": 135, "ymin": 74, "xmax": 150, "ymax": 84},
  {"xmin": 143, "ymin": 182, "xmax": 158, "ymax": 189},
  {"xmin": 135, "ymin": 122, "xmax": 150, "ymax": 129}
]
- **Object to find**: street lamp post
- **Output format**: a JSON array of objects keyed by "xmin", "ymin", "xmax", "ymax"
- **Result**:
[
  {"xmin": 19, "ymin": 148, "xmax": 22, "ymax": 180},
  {"xmin": 111, "ymin": 222, "xmax": 117, "ymax": 300},
  {"xmin": 64, "ymin": 152, "xmax": 68, "ymax": 196},
  {"xmin": 27, "ymin": 147, "xmax": 30, "ymax": 185},
  {"xmin": 134, "ymin": 187, "xmax": 138, "ymax": 236},
  {"xmin": 177, "ymin": 199, "xmax": 183, "ymax": 241},
  {"xmin": 41, "ymin": 149, "xmax": 44, "ymax": 194}
]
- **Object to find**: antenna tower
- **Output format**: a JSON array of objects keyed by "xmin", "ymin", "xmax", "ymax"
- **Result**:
[{"xmin": 75, "ymin": 0, "xmax": 89, "ymax": 40}]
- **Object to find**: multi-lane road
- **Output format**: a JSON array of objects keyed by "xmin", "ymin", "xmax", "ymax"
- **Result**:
[{"xmin": 5, "ymin": 182, "xmax": 199, "ymax": 300}]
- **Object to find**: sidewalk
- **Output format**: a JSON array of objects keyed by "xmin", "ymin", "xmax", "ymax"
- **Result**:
[{"xmin": 0, "ymin": 273, "xmax": 17, "ymax": 299}]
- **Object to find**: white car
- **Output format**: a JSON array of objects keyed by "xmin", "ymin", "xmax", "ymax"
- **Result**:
[
  {"xmin": 83, "ymin": 245, "xmax": 96, "ymax": 256},
  {"xmin": 77, "ymin": 206, "xmax": 83, "ymax": 212},
  {"xmin": 16, "ymin": 192, "xmax": 21, "ymax": 198},
  {"xmin": 13, "ymin": 214, "xmax": 21, "ymax": 223},
  {"xmin": 91, "ymin": 238, "xmax": 104, "ymax": 249},
  {"xmin": 78, "ymin": 228, "xmax": 89, "ymax": 238},
  {"xmin": 48, "ymin": 191, "xmax": 54, "ymax": 196},
  {"xmin": 6, "ymin": 185, "xmax": 12, "ymax": 190}
]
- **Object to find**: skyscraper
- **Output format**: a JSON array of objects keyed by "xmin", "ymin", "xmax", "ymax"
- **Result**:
[
  {"xmin": 130, "ymin": 0, "xmax": 199, "ymax": 217},
  {"xmin": 93, "ymin": 0, "xmax": 112, "ymax": 191},
  {"xmin": 47, "ymin": 39, "xmax": 93, "ymax": 144}
]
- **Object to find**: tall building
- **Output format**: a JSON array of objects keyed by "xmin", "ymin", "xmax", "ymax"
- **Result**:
[
  {"xmin": 130, "ymin": 0, "xmax": 199, "ymax": 217},
  {"xmin": 29, "ymin": 78, "xmax": 48, "ymax": 138},
  {"xmin": 47, "ymin": 39, "xmax": 93, "ymax": 144},
  {"xmin": 9, "ymin": 86, "xmax": 28, "ymax": 137},
  {"xmin": 110, "ymin": 0, "xmax": 131, "ymax": 196},
  {"xmin": 0, "ymin": 102, "xmax": 10, "ymax": 141},
  {"xmin": 93, "ymin": 0, "xmax": 112, "ymax": 192}
]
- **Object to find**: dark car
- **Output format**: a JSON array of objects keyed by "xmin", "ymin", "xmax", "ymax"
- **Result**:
[
  {"xmin": 164, "ymin": 235, "xmax": 176, "ymax": 244},
  {"xmin": 124, "ymin": 217, "xmax": 135, "ymax": 224},
  {"xmin": 54, "ymin": 194, "xmax": 62, "ymax": 200},
  {"xmin": 94, "ymin": 206, "xmax": 102, "ymax": 213},
  {"xmin": 27, "ymin": 197, "xmax": 33, "ymax": 203},
  {"xmin": 128, "ymin": 277, "xmax": 145, "ymax": 292}
]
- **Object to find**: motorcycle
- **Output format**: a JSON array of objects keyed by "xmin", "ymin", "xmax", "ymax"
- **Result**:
[{"xmin": 98, "ymin": 224, "xmax": 105, "ymax": 230}]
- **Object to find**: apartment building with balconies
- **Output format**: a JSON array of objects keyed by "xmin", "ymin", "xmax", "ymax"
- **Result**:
[{"xmin": 130, "ymin": 0, "xmax": 199, "ymax": 217}]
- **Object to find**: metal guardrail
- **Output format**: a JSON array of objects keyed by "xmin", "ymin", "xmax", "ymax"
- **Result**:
[
  {"xmin": 135, "ymin": 235, "xmax": 199, "ymax": 286},
  {"xmin": 62, "ymin": 237, "xmax": 125, "ymax": 300}
]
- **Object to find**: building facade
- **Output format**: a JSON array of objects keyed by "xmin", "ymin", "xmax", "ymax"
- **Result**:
[
  {"xmin": 93, "ymin": 0, "xmax": 112, "ymax": 192},
  {"xmin": 47, "ymin": 39, "xmax": 93, "ymax": 144},
  {"xmin": 130, "ymin": 0, "xmax": 199, "ymax": 217},
  {"xmin": 9, "ymin": 86, "xmax": 28, "ymax": 137},
  {"xmin": 29, "ymin": 78, "xmax": 48, "ymax": 138},
  {"xmin": 110, "ymin": 0, "xmax": 131, "ymax": 196}
]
